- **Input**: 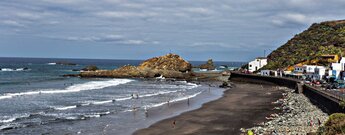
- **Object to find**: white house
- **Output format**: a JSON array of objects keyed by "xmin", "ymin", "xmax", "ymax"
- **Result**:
[
  {"xmin": 248, "ymin": 57, "xmax": 267, "ymax": 72},
  {"xmin": 293, "ymin": 65, "xmax": 305, "ymax": 73},
  {"xmin": 329, "ymin": 57, "xmax": 345, "ymax": 80},
  {"xmin": 293, "ymin": 65, "xmax": 322, "ymax": 79},
  {"xmin": 313, "ymin": 66, "xmax": 326, "ymax": 80},
  {"xmin": 261, "ymin": 70, "xmax": 277, "ymax": 76}
]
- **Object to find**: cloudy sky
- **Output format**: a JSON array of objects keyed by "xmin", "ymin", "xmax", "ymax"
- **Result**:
[{"xmin": 1, "ymin": 0, "xmax": 345, "ymax": 61}]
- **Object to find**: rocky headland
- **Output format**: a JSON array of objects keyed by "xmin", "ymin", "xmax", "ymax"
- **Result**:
[{"xmin": 68, "ymin": 53, "xmax": 195, "ymax": 79}]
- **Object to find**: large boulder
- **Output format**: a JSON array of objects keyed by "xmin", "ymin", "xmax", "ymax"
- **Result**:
[
  {"xmin": 199, "ymin": 59, "xmax": 216, "ymax": 70},
  {"xmin": 138, "ymin": 53, "xmax": 192, "ymax": 72}
]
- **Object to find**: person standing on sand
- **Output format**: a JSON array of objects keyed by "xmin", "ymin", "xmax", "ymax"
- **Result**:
[
  {"xmin": 172, "ymin": 120, "xmax": 176, "ymax": 128},
  {"xmin": 144, "ymin": 107, "xmax": 148, "ymax": 118}
]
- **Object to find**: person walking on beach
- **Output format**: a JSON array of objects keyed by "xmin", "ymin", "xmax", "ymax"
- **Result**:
[
  {"xmin": 167, "ymin": 97, "xmax": 170, "ymax": 106},
  {"xmin": 172, "ymin": 120, "xmax": 176, "ymax": 128},
  {"xmin": 144, "ymin": 107, "xmax": 148, "ymax": 118},
  {"xmin": 187, "ymin": 97, "xmax": 190, "ymax": 106}
]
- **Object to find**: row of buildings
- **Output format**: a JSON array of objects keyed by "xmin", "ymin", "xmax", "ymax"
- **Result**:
[{"xmin": 248, "ymin": 55, "xmax": 345, "ymax": 82}]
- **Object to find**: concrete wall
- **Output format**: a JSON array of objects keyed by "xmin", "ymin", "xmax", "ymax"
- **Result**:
[
  {"xmin": 229, "ymin": 72, "xmax": 345, "ymax": 114},
  {"xmin": 303, "ymin": 85, "xmax": 345, "ymax": 113},
  {"xmin": 229, "ymin": 72, "xmax": 299, "ymax": 90}
]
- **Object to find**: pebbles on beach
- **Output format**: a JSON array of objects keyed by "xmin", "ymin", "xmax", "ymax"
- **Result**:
[{"xmin": 244, "ymin": 87, "xmax": 329, "ymax": 134}]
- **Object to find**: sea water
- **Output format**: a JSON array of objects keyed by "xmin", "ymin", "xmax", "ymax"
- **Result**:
[{"xmin": 0, "ymin": 57, "xmax": 243, "ymax": 134}]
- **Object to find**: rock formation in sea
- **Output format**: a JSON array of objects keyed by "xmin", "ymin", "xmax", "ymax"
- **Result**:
[
  {"xmin": 138, "ymin": 53, "xmax": 192, "ymax": 72},
  {"xmin": 77, "ymin": 53, "xmax": 193, "ymax": 79},
  {"xmin": 81, "ymin": 65, "xmax": 99, "ymax": 71},
  {"xmin": 198, "ymin": 59, "xmax": 216, "ymax": 70}
]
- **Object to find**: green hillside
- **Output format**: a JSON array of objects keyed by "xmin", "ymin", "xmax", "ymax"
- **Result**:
[{"xmin": 264, "ymin": 20, "xmax": 345, "ymax": 70}]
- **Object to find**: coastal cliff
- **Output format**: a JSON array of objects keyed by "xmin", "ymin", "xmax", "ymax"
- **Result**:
[
  {"xmin": 264, "ymin": 20, "xmax": 345, "ymax": 70},
  {"xmin": 77, "ymin": 53, "xmax": 193, "ymax": 79}
]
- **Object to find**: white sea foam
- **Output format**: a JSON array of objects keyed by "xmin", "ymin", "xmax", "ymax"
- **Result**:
[
  {"xmin": 53, "ymin": 105, "xmax": 77, "ymax": 110},
  {"xmin": 47, "ymin": 63, "xmax": 56, "ymax": 65},
  {"xmin": 91, "ymin": 100, "xmax": 114, "ymax": 105},
  {"xmin": 115, "ymin": 97, "xmax": 132, "ymax": 101},
  {"xmin": 143, "ymin": 91, "xmax": 203, "ymax": 109},
  {"xmin": 0, "ymin": 117, "xmax": 16, "ymax": 123},
  {"xmin": 0, "ymin": 79, "xmax": 133, "ymax": 100},
  {"xmin": 0, "ymin": 68, "xmax": 15, "ymax": 71},
  {"xmin": 84, "ymin": 111, "xmax": 110, "ymax": 118},
  {"xmin": 140, "ymin": 90, "xmax": 179, "ymax": 98},
  {"xmin": 170, "ymin": 92, "xmax": 202, "ymax": 103},
  {"xmin": 15, "ymin": 68, "xmax": 26, "ymax": 71},
  {"xmin": 0, "ymin": 114, "xmax": 31, "ymax": 124},
  {"xmin": 0, "ymin": 68, "xmax": 30, "ymax": 72}
]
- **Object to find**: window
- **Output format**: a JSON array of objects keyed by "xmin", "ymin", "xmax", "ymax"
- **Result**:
[{"xmin": 249, "ymin": 65, "xmax": 252, "ymax": 67}]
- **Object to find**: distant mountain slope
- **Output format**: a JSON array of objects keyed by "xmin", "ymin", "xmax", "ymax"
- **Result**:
[{"xmin": 264, "ymin": 20, "xmax": 345, "ymax": 70}]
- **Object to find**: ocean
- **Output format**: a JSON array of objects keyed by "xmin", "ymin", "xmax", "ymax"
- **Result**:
[{"xmin": 0, "ymin": 57, "xmax": 244, "ymax": 134}]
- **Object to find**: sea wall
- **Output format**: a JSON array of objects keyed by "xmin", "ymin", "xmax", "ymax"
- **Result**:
[
  {"xmin": 229, "ymin": 72, "xmax": 299, "ymax": 90},
  {"xmin": 302, "ymin": 85, "xmax": 345, "ymax": 113},
  {"xmin": 229, "ymin": 72, "xmax": 345, "ymax": 114}
]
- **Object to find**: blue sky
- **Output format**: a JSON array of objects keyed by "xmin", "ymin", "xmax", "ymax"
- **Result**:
[{"xmin": 1, "ymin": 0, "xmax": 345, "ymax": 61}]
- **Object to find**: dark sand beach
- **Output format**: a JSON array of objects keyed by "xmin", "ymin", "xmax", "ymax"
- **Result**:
[{"xmin": 134, "ymin": 82, "xmax": 283, "ymax": 135}]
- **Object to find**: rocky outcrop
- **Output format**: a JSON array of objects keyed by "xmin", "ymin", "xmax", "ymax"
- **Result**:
[
  {"xmin": 77, "ymin": 54, "xmax": 193, "ymax": 79},
  {"xmin": 81, "ymin": 65, "xmax": 99, "ymax": 71},
  {"xmin": 138, "ymin": 53, "xmax": 192, "ymax": 72},
  {"xmin": 198, "ymin": 59, "xmax": 215, "ymax": 70}
]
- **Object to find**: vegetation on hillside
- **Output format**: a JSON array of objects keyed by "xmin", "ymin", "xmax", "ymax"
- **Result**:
[
  {"xmin": 317, "ymin": 113, "xmax": 345, "ymax": 135},
  {"xmin": 264, "ymin": 20, "xmax": 345, "ymax": 70}
]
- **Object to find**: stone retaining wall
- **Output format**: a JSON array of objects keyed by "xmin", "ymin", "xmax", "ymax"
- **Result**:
[{"xmin": 229, "ymin": 72, "xmax": 345, "ymax": 114}]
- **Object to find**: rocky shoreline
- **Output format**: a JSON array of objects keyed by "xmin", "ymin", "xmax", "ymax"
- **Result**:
[{"xmin": 244, "ymin": 87, "xmax": 329, "ymax": 134}]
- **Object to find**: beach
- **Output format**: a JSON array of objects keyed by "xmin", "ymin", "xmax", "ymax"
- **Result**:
[{"xmin": 134, "ymin": 82, "xmax": 283, "ymax": 135}]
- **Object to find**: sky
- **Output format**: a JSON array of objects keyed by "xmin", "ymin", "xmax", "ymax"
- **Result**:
[{"xmin": 1, "ymin": 0, "xmax": 345, "ymax": 62}]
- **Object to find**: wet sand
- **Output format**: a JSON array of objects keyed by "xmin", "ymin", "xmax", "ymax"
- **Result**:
[{"xmin": 134, "ymin": 82, "xmax": 283, "ymax": 135}]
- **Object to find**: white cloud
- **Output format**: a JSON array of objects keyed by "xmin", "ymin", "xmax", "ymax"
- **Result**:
[
  {"xmin": 183, "ymin": 7, "xmax": 214, "ymax": 15},
  {"xmin": 1, "ymin": 20, "xmax": 25, "ymax": 27},
  {"xmin": 96, "ymin": 11, "xmax": 158, "ymax": 18},
  {"xmin": 122, "ymin": 40, "xmax": 145, "ymax": 45},
  {"xmin": 271, "ymin": 13, "xmax": 310, "ymax": 27},
  {"xmin": 16, "ymin": 12, "xmax": 41, "ymax": 20},
  {"xmin": 66, "ymin": 34, "xmax": 123, "ymax": 42},
  {"xmin": 284, "ymin": 13, "xmax": 308, "ymax": 24},
  {"xmin": 62, "ymin": 34, "xmax": 150, "ymax": 45},
  {"xmin": 2, "ymin": 0, "xmax": 345, "ymax": 60}
]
